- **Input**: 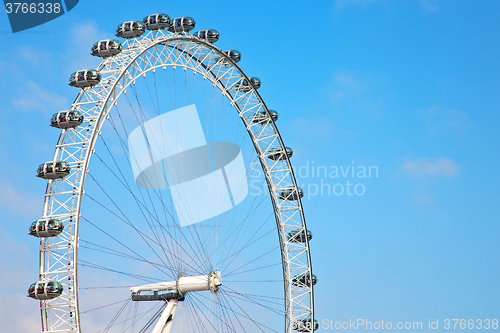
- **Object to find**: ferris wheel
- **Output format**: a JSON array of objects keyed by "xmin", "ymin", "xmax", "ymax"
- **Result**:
[{"xmin": 29, "ymin": 13, "xmax": 316, "ymax": 333}]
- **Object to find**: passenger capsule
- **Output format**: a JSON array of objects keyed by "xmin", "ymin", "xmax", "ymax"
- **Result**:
[
  {"xmin": 251, "ymin": 110, "xmax": 278, "ymax": 124},
  {"xmin": 50, "ymin": 110, "xmax": 84, "ymax": 129},
  {"xmin": 143, "ymin": 13, "xmax": 171, "ymax": 30},
  {"xmin": 36, "ymin": 161, "xmax": 71, "ymax": 180},
  {"xmin": 234, "ymin": 77, "xmax": 261, "ymax": 92},
  {"xmin": 266, "ymin": 147, "xmax": 293, "ymax": 161},
  {"xmin": 28, "ymin": 281, "xmax": 63, "ymax": 300},
  {"xmin": 116, "ymin": 21, "xmax": 146, "ymax": 38},
  {"xmin": 91, "ymin": 39, "xmax": 122, "ymax": 57},
  {"xmin": 168, "ymin": 17, "xmax": 195, "ymax": 33},
  {"xmin": 29, "ymin": 219, "xmax": 64, "ymax": 237},
  {"xmin": 278, "ymin": 187, "xmax": 304, "ymax": 201},
  {"xmin": 193, "ymin": 29, "xmax": 219, "ymax": 43},
  {"xmin": 287, "ymin": 229, "xmax": 313, "ymax": 243},
  {"xmin": 292, "ymin": 273, "xmax": 317, "ymax": 287},
  {"xmin": 293, "ymin": 318, "xmax": 320, "ymax": 332},
  {"xmin": 217, "ymin": 50, "xmax": 241, "ymax": 64},
  {"xmin": 68, "ymin": 69, "xmax": 101, "ymax": 88}
]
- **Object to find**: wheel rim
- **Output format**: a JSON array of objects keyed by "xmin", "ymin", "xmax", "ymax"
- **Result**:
[{"xmin": 35, "ymin": 26, "xmax": 314, "ymax": 333}]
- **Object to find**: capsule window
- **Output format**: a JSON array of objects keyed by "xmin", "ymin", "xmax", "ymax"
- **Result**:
[
  {"xmin": 36, "ymin": 284, "xmax": 44, "ymax": 293},
  {"xmin": 55, "ymin": 161, "xmax": 67, "ymax": 170},
  {"xmin": 58, "ymin": 112, "xmax": 66, "ymax": 122}
]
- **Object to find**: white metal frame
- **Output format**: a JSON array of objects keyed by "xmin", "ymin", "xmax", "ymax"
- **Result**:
[{"xmin": 37, "ymin": 28, "xmax": 314, "ymax": 333}]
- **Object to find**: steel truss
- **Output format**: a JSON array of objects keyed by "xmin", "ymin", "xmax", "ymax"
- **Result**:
[{"xmin": 37, "ymin": 28, "xmax": 314, "ymax": 333}]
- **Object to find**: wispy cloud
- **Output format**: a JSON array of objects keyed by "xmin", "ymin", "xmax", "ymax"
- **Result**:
[
  {"xmin": 400, "ymin": 158, "xmax": 459, "ymax": 178},
  {"xmin": 17, "ymin": 46, "xmax": 44, "ymax": 66},
  {"xmin": 0, "ymin": 176, "xmax": 42, "ymax": 217},
  {"xmin": 413, "ymin": 190, "xmax": 433, "ymax": 205},
  {"xmin": 11, "ymin": 81, "xmax": 68, "ymax": 113},
  {"xmin": 334, "ymin": 0, "xmax": 439, "ymax": 12},
  {"xmin": 334, "ymin": 0, "xmax": 378, "ymax": 10},
  {"xmin": 421, "ymin": 106, "xmax": 475, "ymax": 135},
  {"xmin": 330, "ymin": 70, "xmax": 361, "ymax": 102},
  {"xmin": 290, "ymin": 117, "xmax": 335, "ymax": 138},
  {"xmin": 64, "ymin": 21, "xmax": 108, "ymax": 72},
  {"xmin": 419, "ymin": 0, "xmax": 439, "ymax": 12},
  {"xmin": 0, "ymin": 225, "xmax": 39, "ymax": 332}
]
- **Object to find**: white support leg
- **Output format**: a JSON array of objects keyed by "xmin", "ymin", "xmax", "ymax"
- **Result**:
[
  {"xmin": 161, "ymin": 300, "xmax": 178, "ymax": 333},
  {"xmin": 152, "ymin": 299, "xmax": 179, "ymax": 333}
]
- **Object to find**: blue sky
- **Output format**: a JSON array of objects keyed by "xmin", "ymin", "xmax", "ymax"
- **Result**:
[{"xmin": 0, "ymin": 0, "xmax": 499, "ymax": 331}]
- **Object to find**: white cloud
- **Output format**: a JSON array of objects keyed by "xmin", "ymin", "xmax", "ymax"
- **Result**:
[
  {"xmin": 400, "ymin": 158, "xmax": 459, "ymax": 178},
  {"xmin": 17, "ymin": 46, "xmax": 43, "ymax": 66},
  {"xmin": 334, "ymin": 0, "xmax": 438, "ymax": 12},
  {"xmin": 330, "ymin": 70, "xmax": 360, "ymax": 102},
  {"xmin": 11, "ymin": 81, "xmax": 68, "ymax": 113},
  {"xmin": 422, "ymin": 106, "xmax": 475, "ymax": 135},
  {"xmin": 334, "ymin": 0, "xmax": 378, "ymax": 10},
  {"xmin": 413, "ymin": 192, "xmax": 433, "ymax": 205},
  {"xmin": 0, "ymin": 225, "xmax": 40, "ymax": 332},
  {"xmin": 419, "ymin": 0, "xmax": 439, "ymax": 12},
  {"xmin": 0, "ymin": 176, "xmax": 42, "ymax": 217},
  {"xmin": 291, "ymin": 116, "xmax": 335, "ymax": 139},
  {"xmin": 65, "ymin": 21, "xmax": 108, "ymax": 72}
]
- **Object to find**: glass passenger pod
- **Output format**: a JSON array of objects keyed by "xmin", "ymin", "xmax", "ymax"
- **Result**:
[
  {"xmin": 293, "ymin": 318, "xmax": 320, "ymax": 332},
  {"xmin": 91, "ymin": 39, "xmax": 123, "ymax": 57},
  {"xmin": 28, "ymin": 281, "xmax": 63, "ymax": 300},
  {"xmin": 36, "ymin": 161, "xmax": 71, "ymax": 179},
  {"xmin": 279, "ymin": 187, "xmax": 304, "ymax": 200},
  {"xmin": 143, "ymin": 13, "xmax": 171, "ymax": 30},
  {"xmin": 287, "ymin": 229, "xmax": 313, "ymax": 243},
  {"xmin": 292, "ymin": 273, "xmax": 317, "ymax": 287},
  {"xmin": 217, "ymin": 50, "xmax": 241, "ymax": 64},
  {"xmin": 235, "ymin": 77, "xmax": 261, "ymax": 92},
  {"xmin": 50, "ymin": 110, "xmax": 84, "ymax": 129},
  {"xmin": 29, "ymin": 219, "xmax": 64, "ymax": 237},
  {"xmin": 116, "ymin": 21, "xmax": 146, "ymax": 38},
  {"xmin": 193, "ymin": 29, "xmax": 219, "ymax": 43},
  {"xmin": 251, "ymin": 110, "xmax": 278, "ymax": 124},
  {"xmin": 225, "ymin": 50, "xmax": 241, "ymax": 63},
  {"xmin": 68, "ymin": 69, "xmax": 101, "ymax": 88},
  {"xmin": 266, "ymin": 147, "xmax": 293, "ymax": 161},
  {"xmin": 168, "ymin": 17, "xmax": 196, "ymax": 33}
]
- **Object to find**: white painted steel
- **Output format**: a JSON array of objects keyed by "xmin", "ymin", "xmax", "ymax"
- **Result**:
[{"xmin": 36, "ymin": 25, "xmax": 314, "ymax": 333}]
